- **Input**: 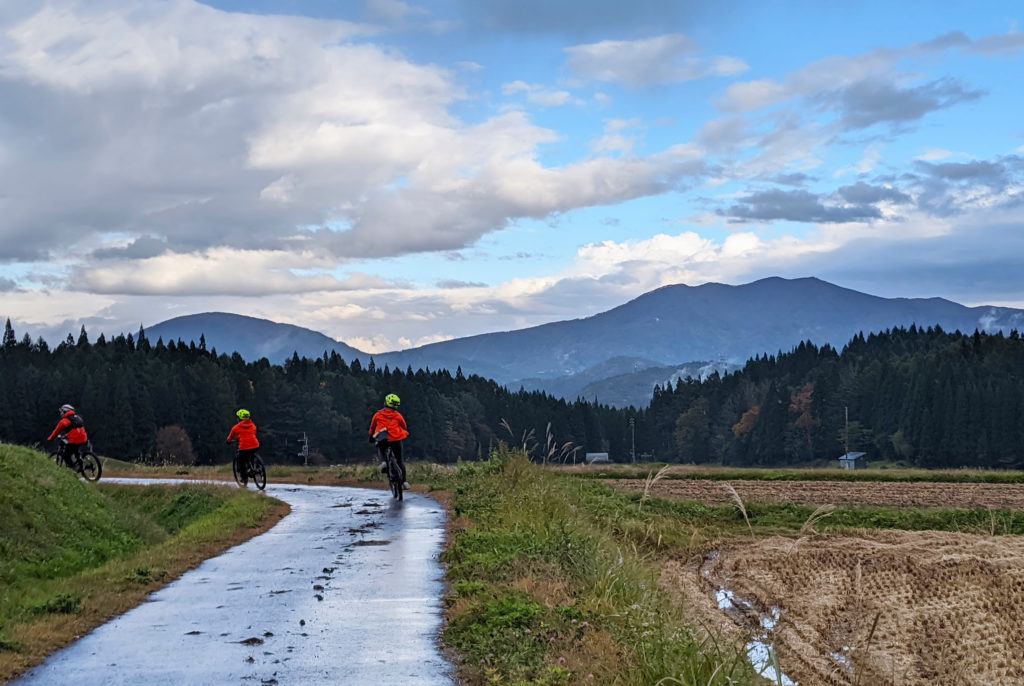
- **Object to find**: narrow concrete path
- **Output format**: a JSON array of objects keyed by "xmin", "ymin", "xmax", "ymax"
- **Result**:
[{"xmin": 17, "ymin": 481, "xmax": 455, "ymax": 685}]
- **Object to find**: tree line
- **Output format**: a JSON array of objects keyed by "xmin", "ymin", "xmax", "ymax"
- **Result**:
[
  {"xmin": 3, "ymin": 319, "xmax": 1022, "ymax": 469},
  {"xmin": 645, "ymin": 325, "xmax": 1024, "ymax": 468},
  {"xmin": 0, "ymin": 321, "xmax": 633, "ymax": 465}
]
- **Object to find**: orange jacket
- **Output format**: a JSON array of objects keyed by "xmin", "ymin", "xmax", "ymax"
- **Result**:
[
  {"xmin": 369, "ymin": 408, "xmax": 408, "ymax": 441},
  {"xmin": 48, "ymin": 411, "xmax": 88, "ymax": 445},
  {"xmin": 227, "ymin": 419, "xmax": 260, "ymax": 450}
]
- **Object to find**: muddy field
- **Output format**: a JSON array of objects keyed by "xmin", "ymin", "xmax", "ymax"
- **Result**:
[
  {"xmin": 612, "ymin": 478, "xmax": 1024, "ymax": 510},
  {"xmin": 663, "ymin": 531, "xmax": 1024, "ymax": 685}
]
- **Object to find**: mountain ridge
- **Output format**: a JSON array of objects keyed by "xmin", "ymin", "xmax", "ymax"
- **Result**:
[{"xmin": 140, "ymin": 277, "xmax": 1024, "ymax": 407}]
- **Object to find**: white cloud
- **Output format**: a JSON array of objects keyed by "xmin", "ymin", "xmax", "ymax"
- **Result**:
[
  {"xmin": 501, "ymin": 80, "xmax": 581, "ymax": 107},
  {"xmin": 716, "ymin": 30, "xmax": 1002, "ymax": 126},
  {"xmin": 915, "ymin": 148, "xmax": 974, "ymax": 161},
  {"xmin": 70, "ymin": 248, "xmax": 392, "ymax": 296},
  {"xmin": 565, "ymin": 34, "xmax": 747, "ymax": 87},
  {"xmin": 590, "ymin": 118, "xmax": 643, "ymax": 155},
  {"xmin": 0, "ymin": 1, "xmax": 717, "ymax": 276},
  {"xmin": 835, "ymin": 145, "xmax": 883, "ymax": 177},
  {"xmin": 2, "ymin": 3, "xmax": 366, "ymax": 94},
  {"xmin": 9, "ymin": 200, "xmax": 1024, "ymax": 355}
]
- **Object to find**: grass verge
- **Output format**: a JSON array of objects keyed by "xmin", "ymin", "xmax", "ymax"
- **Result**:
[
  {"xmin": 0, "ymin": 444, "xmax": 287, "ymax": 681},
  {"xmin": 441, "ymin": 446, "xmax": 757, "ymax": 685}
]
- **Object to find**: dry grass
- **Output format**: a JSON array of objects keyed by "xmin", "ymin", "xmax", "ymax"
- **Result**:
[
  {"xmin": 721, "ymin": 482, "xmax": 752, "ymax": 537},
  {"xmin": 510, "ymin": 574, "xmax": 571, "ymax": 608},
  {"xmin": 686, "ymin": 531, "xmax": 1024, "ymax": 685},
  {"xmin": 611, "ymin": 478, "xmax": 1024, "ymax": 510},
  {"xmin": 639, "ymin": 464, "xmax": 672, "ymax": 511},
  {"xmin": 799, "ymin": 504, "xmax": 836, "ymax": 535},
  {"xmin": 545, "ymin": 627, "xmax": 627, "ymax": 685}
]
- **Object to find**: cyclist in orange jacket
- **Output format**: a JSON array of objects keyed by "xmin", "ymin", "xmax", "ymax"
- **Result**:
[
  {"xmin": 226, "ymin": 408, "xmax": 259, "ymax": 485},
  {"xmin": 369, "ymin": 393, "xmax": 409, "ymax": 489},
  {"xmin": 47, "ymin": 403, "xmax": 89, "ymax": 467}
]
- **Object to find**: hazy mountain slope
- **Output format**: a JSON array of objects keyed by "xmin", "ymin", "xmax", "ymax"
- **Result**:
[
  {"xmin": 516, "ymin": 357, "xmax": 665, "ymax": 397},
  {"xmin": 375, "ymin": 277, "xmax": 1024, "ymax": 382},
  {"xmin": 574, "ymin": 361, "xmax": 739, "ymax": 409},
  {"xmin": 143, "ymin": 278, "xmax": 1024, "ymax": 406},
  {"xmin": 516, "ymin": 357, "xmax": 739, "ymax": 408},
  {"xmin": 145, "ymin": 312, "xmax": 367, "ymax": 363}
]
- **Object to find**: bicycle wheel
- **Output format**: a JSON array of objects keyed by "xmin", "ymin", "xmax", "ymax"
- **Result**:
[
  {"xmin": 80, "ymin": 452, "xmax": 102, "ymax": 482},
  {"xmin": 388, "ymin": 454, "xmax": 403, "ymax": 501},
  {"xmin": 50, "ymin": 450, "xmax": 63, "ymax": 467},
  {"xmin": 251, "ymin": 454, "xmax": 267, "ymax": 491},
  {"xmin": 232, "ymin": 454, "xmax": 247, "ymax": 486}
]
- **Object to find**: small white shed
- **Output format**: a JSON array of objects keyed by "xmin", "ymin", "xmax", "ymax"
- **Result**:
[{"xmin": 838, "ymin": 451, "xmax": 867, "ymax": 470}]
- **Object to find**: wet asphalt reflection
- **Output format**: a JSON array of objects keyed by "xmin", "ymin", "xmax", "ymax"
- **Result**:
[{"xmin": 17, "ymin": 480, "xmax": 455, "ymax": 685}]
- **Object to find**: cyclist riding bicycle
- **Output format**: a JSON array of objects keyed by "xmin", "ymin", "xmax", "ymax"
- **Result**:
[
  {"xmin": 47, "ymin": 404, "xmax": 88, "ymax": 467},
  {"xmin": 369, "ymin": 393, "xmax": 409, "ymax": 490},
  {"xmin": 226, "ymin": 408, "xmax": 259, "ymax": 485}
]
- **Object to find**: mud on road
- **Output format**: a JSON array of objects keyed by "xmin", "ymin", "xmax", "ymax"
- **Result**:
[
  {"xmin": 663, "ymin": 531, "xmax": 1024, "ymax": 685},
  {"xmin": 612, "ymin": 478, "xmax": 1024, "ymax": 510}
]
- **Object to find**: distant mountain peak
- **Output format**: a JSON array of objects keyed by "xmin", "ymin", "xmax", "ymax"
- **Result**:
[
  {"xmin": 144, "ymin": 277, "xmax": 1024, "ymax": 408},
  {"xmin": 145, "ymin": 312, "xmax": 366, "ymax": 363}
]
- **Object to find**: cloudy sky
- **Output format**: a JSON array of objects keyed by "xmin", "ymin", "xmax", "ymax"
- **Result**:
[{"xmin": 1, "ymin": 1, "xmax": 1022, "ymax": 352}]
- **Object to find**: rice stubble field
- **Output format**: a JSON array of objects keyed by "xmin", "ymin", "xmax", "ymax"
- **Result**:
[{"xmin": 618, "ymin": 477, "xmax": 1024, "ymax": 685}]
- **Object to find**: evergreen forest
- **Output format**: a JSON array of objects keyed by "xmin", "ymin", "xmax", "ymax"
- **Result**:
[
  {"xmin": 645, "ymin": 324, "xmax": 1024, "ymax": 468},
  {"xmin": 2, "ymin": 320, "xmax": 1023, "ymax": 469},
  {"xmin": 0, "ymin": 321, "xmax": 628, "ymax": 465}
]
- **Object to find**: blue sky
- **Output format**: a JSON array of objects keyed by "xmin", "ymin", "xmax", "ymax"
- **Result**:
[{"xmin": 0, "ymin": 1, "xmax": 1022, "ymax": 351}]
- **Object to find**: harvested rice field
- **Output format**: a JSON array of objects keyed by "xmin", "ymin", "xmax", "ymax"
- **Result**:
[
  {"xmin": 611, "ymin": 478, "xmax": 1024, "ymax": 510},
  {"xmin": 662, "ymin": 531, "xmax": 1024, "ymax": 685}
]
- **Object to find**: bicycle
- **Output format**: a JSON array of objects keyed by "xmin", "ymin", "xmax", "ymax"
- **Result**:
[
  {"xmin": 371, "ymin": 429, "xmax": 404, "ymax": 501},
  {"xmin": 232, "ymin": 450, "xmax": 266, "ymax": 490},
  {"xmin": 50, "ymin": 439, "xmax": 102, "ymax": 482},
  {"xmin": 378, "ymin": 441, "xmax": 403, "ymax": 501}
]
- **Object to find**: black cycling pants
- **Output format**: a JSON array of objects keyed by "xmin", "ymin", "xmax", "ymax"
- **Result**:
[
  {"xmin": 377, "ymin": 440, "xmax": 406, "ymax": 482},
  {"xmin": 236, "ymin": 448, "xmax": 258, "ymax": 472},
  {"xmin": 63, "ymin": 442, "xmax": 84, "ymax": 463}
]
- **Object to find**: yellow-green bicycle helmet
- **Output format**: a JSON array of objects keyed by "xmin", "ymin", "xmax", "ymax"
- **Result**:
[
  {"xmin": 236, "ymin": 408, "xmax": 251, "ymax": 420},
  {"xmin": 385, "ymin": 394, "xmax": 400, "ymax": 408}
]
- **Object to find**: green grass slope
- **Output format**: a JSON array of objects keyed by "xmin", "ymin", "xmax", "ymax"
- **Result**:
[
  {"xmin": 0, "ymin": 444, "xmax": 150, "ymax": 584},
  {"xmin": 0, "ymin": 443, "xmax": 245, "ymax": 646}
]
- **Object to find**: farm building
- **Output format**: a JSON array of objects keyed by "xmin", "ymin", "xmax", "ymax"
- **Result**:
[
  {"xmin": 838, "ymin": 451, "xmax": 867, "ymax": 469},
  {"xmin": 585, "ymin": 452, "xmax": 610, "ymax": 464}
]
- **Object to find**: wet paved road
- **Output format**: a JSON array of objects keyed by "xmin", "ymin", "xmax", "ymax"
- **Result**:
[{"xmin": 17, "ymin": 481, "xmax": 455, "ymax": 685}]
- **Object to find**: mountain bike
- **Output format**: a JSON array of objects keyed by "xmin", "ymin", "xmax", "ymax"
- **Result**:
[
  {"xmin": 383, "ymin": 443, "xmax": 403, "ymax": 501},
  {"xmin": 51, "ymin": 439, "xmax": 102, "ymax": 482},
  {"xmin": 232, "ymin": 451, "xmax": 266, "ymax": 490}
]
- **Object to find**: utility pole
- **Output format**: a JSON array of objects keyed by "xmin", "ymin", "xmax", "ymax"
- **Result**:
[
  {"xmin": 297, "ymin": 432, "xmax": 309, "ymax": 467},
  {"xmin": 844, "ymin": 406, "xmax": 849, "ymax": 456},
  {"xmin": 628, "ymin": 417, "xmax": 636, "ymax": 463}
]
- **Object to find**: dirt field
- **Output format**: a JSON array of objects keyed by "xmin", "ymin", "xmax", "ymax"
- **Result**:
[
  {"xmin": 612, "ymin": 478, "xmax": 1024, "ymax": 510},
  {"xmin": 663, "ymin": 531, "xmax": 1024, "ymax": 685}
]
